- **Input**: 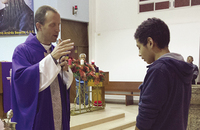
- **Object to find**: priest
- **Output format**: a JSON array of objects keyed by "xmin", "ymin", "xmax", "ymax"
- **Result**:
[{"xmin": 11, "ymin": 5, "xmax": 74, "ymax": 130}]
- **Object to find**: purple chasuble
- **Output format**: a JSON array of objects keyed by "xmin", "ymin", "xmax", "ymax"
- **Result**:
[{"xmin": 11, "ymin": 33, "xmax": 70, "ymax": 130}]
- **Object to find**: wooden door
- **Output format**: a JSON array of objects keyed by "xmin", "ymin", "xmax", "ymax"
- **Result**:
[
  {"xmin": 61, "ymin": 19, "xmax": 89, "ymax": 62},
  {"xmin": 61, "ymin": 19, "xmax": 89, "ymax": 103}
]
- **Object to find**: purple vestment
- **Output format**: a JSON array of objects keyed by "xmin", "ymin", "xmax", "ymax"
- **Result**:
[{"xmin": 11, "ymin": 33, "xmax": 70, "ymax": 130}]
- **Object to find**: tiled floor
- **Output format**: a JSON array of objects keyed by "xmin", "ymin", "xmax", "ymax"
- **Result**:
[
  {"xmin": 70, "ymin": 103, "xmax": 138, "ymax": 130},
  {"xmin": 0, "ymin": 103, "xmax": 138, "ymax": 130}
]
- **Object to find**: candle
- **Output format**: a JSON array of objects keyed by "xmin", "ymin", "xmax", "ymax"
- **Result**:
[
  {"xmin": 91, "ymin": 60, "xmax": 95, "ymax": 65},
  {"xmin": 68, "ymin": 58, "xmax": 72, "ymax": 65},
  {"xmin": 10, "ymin": 69, "xmax": 12, "ymax": 77},
  {"xmin": 80, "ymin": 59, "xmax": 84, "ymax": 65}
]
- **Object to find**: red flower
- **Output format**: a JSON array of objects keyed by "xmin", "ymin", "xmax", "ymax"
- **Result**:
[
  {"xmin": 79, "ymin": 69, "xmax": 87, "ymax": 81},
  {"xmin": 67, "ymin": 58, "xmax": 105, "ymax": 83}
]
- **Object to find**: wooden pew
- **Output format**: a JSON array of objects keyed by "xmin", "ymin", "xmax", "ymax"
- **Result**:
[{"xmin": 105, "ymin": 81, "xmax": 142, "ymax": 106}]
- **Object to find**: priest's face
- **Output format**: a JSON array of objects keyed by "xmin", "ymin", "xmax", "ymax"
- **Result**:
[{"xmin": 39, "ymin": 11, "xmax": 61, "ymax": 45}]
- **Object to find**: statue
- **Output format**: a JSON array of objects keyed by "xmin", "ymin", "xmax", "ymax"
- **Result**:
[{"xmin": 2, "ymin": 109, "xmax": 16, "ymax": 130}]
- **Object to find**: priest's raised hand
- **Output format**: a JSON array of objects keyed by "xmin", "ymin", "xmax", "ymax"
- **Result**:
[{"xmin": 51, "ymin": 39, "xmax": 74, "ymax": 61}]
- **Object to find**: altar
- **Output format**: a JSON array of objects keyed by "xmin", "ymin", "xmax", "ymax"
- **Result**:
[{"xmin": 70, "ymin": 72, "xmax": 108, "ymax": 115}]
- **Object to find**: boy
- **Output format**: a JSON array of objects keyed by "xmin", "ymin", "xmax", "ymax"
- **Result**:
[{"xmin": 134, "ymin": 18, "xmax": 193, "ymax": 130}]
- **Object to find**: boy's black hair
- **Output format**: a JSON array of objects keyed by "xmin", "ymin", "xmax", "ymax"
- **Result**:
[{"xmin": 134, "ymin": 17, "xmax": 170, "ymax": 49}]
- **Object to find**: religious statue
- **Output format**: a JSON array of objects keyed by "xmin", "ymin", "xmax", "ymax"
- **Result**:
[{"xmin": 2, "ymin": 109, "xmax": 16, "ymax": 130}]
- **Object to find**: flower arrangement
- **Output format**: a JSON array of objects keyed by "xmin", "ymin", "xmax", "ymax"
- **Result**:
[{"xmin": 68, "ymin": 57, "xmax": 105, "ymax": 85}]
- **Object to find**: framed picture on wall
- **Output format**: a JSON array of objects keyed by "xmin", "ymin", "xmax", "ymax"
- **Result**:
[{"xmin": 0, "ymin": 0, "xmax": 34, "ymax": 36}]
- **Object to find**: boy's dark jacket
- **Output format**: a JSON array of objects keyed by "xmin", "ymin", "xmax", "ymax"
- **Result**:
[{"xmin": 136, "ymin": 53, "xmax": 193, "ymax": 130}]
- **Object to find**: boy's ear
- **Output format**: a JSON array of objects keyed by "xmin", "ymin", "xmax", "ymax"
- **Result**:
[{"xmin": 147, "ymin": 37, "xmax": 154, "ymax": 48}]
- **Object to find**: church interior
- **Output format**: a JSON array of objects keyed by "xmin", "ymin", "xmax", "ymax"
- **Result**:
[{"xmin": 1, "ymin": 0, "xmax": 200, "ymax": 129}]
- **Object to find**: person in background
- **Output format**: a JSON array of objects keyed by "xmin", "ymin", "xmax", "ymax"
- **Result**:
[
  {"xmin": 11, "ymin": 5, "xmax": 74, "ymax": 130},
  {"xmin": 134, "ymin": 17, "xmax": 193, "ymax": 130},
  {"xmin": 0, "ymin": 0, "xmax": 34, "ymax": 32},
  {"xmin": 187, "ymin": 56, "xmax": 199, "ymax": 84},
  {"xmin": 75, "ymin": 53, "xmax": 89, "ymax": 105}
]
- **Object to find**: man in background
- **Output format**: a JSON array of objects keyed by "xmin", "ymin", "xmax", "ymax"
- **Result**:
[
  {"xmin": 11, "ymin": 5, "xmax": 74, "ymax": 130},
  {"xmin": 134, "ymin": 17, "xmax": 193, "ymax": 130},
  {"xmin": 187, "ymin": 56, "xmax": 199, "ymax": 84}
]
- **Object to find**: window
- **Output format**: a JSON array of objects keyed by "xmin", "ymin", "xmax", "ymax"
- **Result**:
[
  {"xmin": 156, "ymin": 1, "xmax": 170, "ymax": 10},
  {"xmin": 139, "ymin": 0, "xmax": 200, "ymax": 13},
  {"xmin": 192, "ymin": 0, "xmax": 200, "ymax": 6}
]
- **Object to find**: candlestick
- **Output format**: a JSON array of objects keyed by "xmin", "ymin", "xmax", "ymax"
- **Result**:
[
  {"xmin": 80, "ymin": 59, "xmax": 84, "ymax": 65},
  {"xmin": 95, "ymin": 67, "xmax": 99, "ymax": 73},
  {"xmin": 95, "ymin": 67, "xmax": 99, "ymax": 77}
]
